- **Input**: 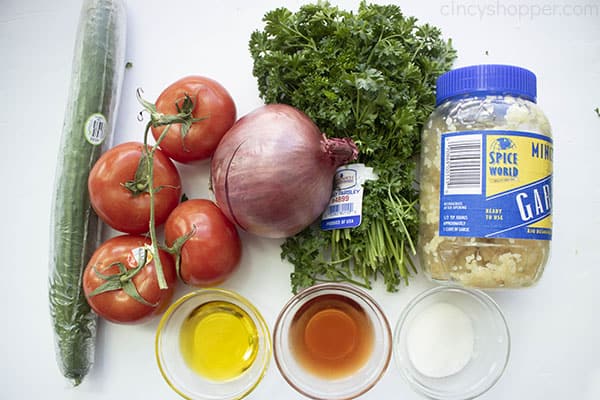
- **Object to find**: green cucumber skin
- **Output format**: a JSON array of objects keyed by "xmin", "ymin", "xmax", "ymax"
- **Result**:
[{"xmin": 49, "ymin": 0, "xmax": 125, "ymax": 386}]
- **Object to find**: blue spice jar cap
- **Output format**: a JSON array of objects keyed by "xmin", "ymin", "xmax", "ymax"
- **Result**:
[{"xmin": 435, "ymin": 64, "xmax": 537, "ymax": 106}]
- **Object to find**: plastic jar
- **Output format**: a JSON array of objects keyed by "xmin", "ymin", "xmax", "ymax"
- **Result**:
[{"xmin": 418, "ymin": 64, "xmax": 553, "ymax": 288}]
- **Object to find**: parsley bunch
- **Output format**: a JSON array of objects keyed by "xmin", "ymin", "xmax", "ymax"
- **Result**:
[{"xmin": 249, "ymin": 1, "xmax": 456, "ymax": 292}]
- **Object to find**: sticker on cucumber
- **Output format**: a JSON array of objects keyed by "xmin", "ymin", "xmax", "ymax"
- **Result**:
[{"xmin": 84, "ymin": 113, "xmax": 107, "ymax": 145}]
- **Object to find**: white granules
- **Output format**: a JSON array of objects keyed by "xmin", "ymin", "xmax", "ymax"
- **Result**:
[{"xmin": 406, "ymin": 302, "xmax": 474, "ymax": 378}]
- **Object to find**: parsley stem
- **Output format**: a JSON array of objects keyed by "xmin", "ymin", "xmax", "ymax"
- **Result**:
[{"xmin": 256, "ymin": 2, "xmax": 456, "ymax": 292}]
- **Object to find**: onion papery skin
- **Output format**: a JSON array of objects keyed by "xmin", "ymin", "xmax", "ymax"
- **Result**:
[{"xmin": 211, "ymin": 104, "xmax": 358, "ymax": 238}]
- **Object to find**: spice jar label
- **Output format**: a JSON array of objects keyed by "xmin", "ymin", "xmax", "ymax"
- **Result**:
[
  {"xmin": 321, "ymin": 163, "xmax": 377, "ymax": 231},
  {"xmin": 439, "ymin": 130, "xmax": 552, "ymax": 240}
]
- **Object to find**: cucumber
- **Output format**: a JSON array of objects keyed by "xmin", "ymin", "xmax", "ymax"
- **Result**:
[{"xmin": 49, "ymin": 0, "xmax": 126, "ymax": 386}]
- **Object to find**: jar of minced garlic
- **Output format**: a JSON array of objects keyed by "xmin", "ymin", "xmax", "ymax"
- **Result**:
[{"xmin": 418, "ymin": 64, "xmax": 553, "ymax": 288}]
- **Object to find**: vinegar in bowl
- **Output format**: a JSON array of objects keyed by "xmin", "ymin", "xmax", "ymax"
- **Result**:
[
  {"xmin": 273, "ymin": 283, "xmax": 392, "ymax": 400},
  {"xmin": 289, "ymin": 294, "xmax": 374, "ymax": 379}
]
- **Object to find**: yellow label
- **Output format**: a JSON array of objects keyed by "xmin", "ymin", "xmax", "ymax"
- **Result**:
[
  {"xmin": 486, "ymin": 134, "xmax": 553, "ymax": 198},
  {"xmin": 529, "ymin": 215, "xmax": 552, "ymax": 229}
]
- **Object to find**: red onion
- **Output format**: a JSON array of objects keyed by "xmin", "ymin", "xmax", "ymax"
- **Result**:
[{"xmin": 211, "ymin": 104, "xmax": 358, "ymax": 238}]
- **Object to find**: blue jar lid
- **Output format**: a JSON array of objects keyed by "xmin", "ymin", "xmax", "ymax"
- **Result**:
[{"xmin": 435, "ymin": 64, "xmax": 537, "ymax": 106}]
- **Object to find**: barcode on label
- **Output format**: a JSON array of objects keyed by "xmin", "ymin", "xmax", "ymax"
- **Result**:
[
  {"xmin": 328, "ymin": 203, "xmax": 354, "ymax": 215},
  {"xmin": 90, "ymin": 119, "xmax": 104, "ymax": 140},
  {"xmin": 84, "ymin": 113, "xmax": 107, "ymax": 145},
  {"xmin": 443, "ymin": 134, "xmax": 482, "ymax": 195}
]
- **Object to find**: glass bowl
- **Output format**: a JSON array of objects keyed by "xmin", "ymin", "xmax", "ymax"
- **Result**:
[
  {"xmin": 155, "ymin": 289, "xmax": 271, "ymax": 400},
  {"xmin": 393, "ymin": 286, "xmax": 510, "ymax": 400},
  {"xmin": 273, "ymin": 283, "xmax": 392, "ymax": 400}
]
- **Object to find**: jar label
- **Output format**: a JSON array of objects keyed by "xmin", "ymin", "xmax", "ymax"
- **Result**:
[
  {"xmin": 439, "ymin": 130, "xmax": 552, "ymax": 240},
  {"xmin": 321, "ymin": 163, "xmax": 377, "ymax": 230}
]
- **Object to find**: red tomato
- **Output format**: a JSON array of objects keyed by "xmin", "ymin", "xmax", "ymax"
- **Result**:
[
  {"xmin": 165, "ymin": 199, "xmax": 242, "ymax": 286},
  {"xmin": 88, "ymin": 141, "xmax": 181, "ymax": 234},
  {"xmin": 83, "ymin": 235, "xmax": 177, "ymax": 324},
  {"xmin": 151, "ymin": 76, "xmax": 236, "ymax": 163}
]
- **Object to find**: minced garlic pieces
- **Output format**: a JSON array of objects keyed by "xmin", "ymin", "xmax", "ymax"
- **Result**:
[{"xmin": 417, "ymin": 95, "xmax": 551, "ymax": 288}]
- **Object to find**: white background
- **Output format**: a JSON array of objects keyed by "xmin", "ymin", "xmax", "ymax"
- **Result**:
[{"xmin": 2, "ymin": 0, "xmax": 599, "ymax": 399}]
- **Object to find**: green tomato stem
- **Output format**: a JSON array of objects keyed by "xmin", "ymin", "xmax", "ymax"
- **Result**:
[
  {"xmin": 136, "ymin": 87, "xmax": 202, "ymax": 291},
  {"xmin": 143, "ymin": 123, "xmax": 172, "ymax": 290}
]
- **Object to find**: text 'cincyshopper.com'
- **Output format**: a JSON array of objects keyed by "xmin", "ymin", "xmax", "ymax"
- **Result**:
[{"xmin": 440, "ymin": 0, "xmax": 599, "ymax": 20}]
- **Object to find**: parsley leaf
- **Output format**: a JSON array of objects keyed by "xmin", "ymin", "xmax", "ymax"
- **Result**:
[{"xmin": 250, "ymin": 1, "xmax": 456, "ymax": 293}]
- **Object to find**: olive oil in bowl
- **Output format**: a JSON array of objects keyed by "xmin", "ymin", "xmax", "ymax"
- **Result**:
[
  {"xmin": 179, "ymin": 301, "xmax": 259, "ymax": 381},
  {"xmin": 155, "ymin": 289, "xmax": 271, "ymax": 400}
]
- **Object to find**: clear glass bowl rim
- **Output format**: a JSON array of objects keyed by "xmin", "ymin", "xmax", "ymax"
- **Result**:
[
  {"xmin": 155, "ymin": 288, "xmax": 272, "ymax": 400},
  {"xmin": 273, "ymin": 282, "xmax": 392, "ymax": 400},
  {"xmin": 393, "ymin": 285, "xmax": 511, "ymax": 400}
]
